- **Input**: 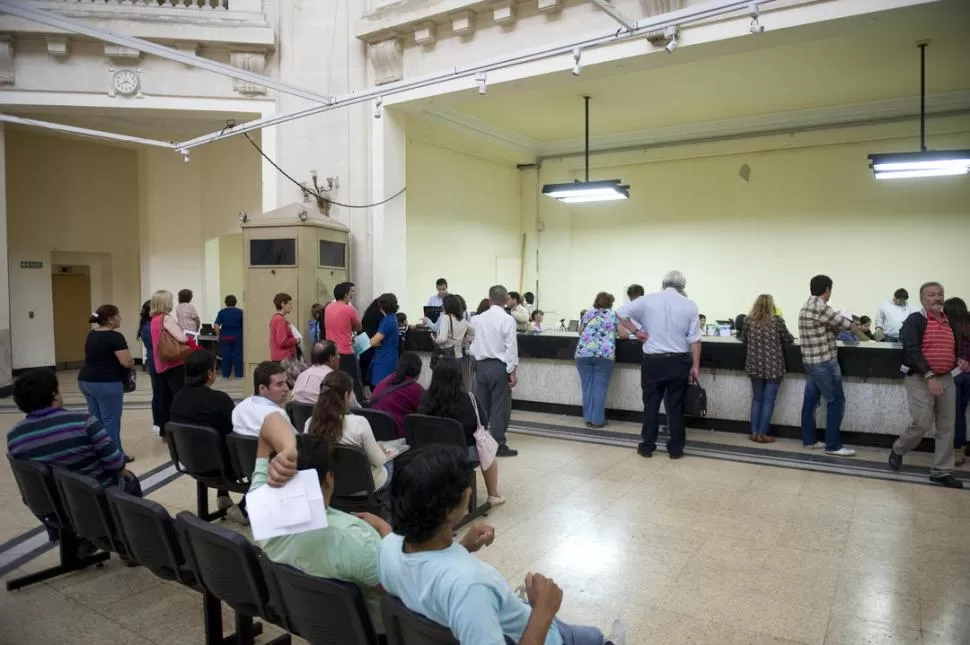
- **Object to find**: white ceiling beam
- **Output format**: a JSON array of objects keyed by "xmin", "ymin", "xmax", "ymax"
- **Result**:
[
  {"xmin": 0, "ymin": 112, "xmax": 176, "ymax": 149},
  {"xmin": 589, "ymin": 0, "xmax": 638, "ymax": 31}
]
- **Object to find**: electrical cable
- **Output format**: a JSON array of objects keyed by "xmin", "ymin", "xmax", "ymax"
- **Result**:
[{"xmin": 241, "ymin": 130, "xmax": 406, "ymax": 209}]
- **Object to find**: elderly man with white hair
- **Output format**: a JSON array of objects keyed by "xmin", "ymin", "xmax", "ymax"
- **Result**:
[{"xmin": 617, "ymin": 270, "xmax": 702, "ymax": 459}]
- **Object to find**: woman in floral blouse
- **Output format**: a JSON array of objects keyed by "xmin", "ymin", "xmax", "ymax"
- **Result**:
[
  {"xmin": 741, "ymin": 294, "xmax": 795, "ymax": 443},
  {"xmin": 574, "ymin": 292, "xmax": 630, "ymax": 428}
]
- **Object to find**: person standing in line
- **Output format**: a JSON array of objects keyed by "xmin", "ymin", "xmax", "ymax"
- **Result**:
[
  {"xmin": 213, "ymin": 294, "xmax": 244, "ymax": 379},
  {"xmin": 470, "ymin": 285, "xmax": 519, "ymax": 457},
  {"xmin": 138, "ymin": 300, "xmax": 162, "ymax": 437},
  {"xmin": 433, "ymin": 294, "xmax": 474, "ymax": 371},
  {"xmin": 79, "ymin": 304, "xmax": 135, "ymax": 461},
  {"xmin": 874, "ymin": 288, "xmax": 914, "ymax": 342},
  {"xmin": 269, "ymin": 292, "xmax": 305, "ymax": 386},
  {"xmin": 575, "ymin": 292, "xmax": 628, "ymax": 429},
  {"xmin": 618, "ymin": 271, "xmax": 701, "ymax": 460},
  {"xmin": 150, "ymin": 290, "xmax": 191, "ymax": 438},
  {"xmin": 368, "ymin": 293, "xmax": 401, "ymax": 387},
  {"xmin": 175, "ymin": 289, "xmax": 201, "ymax": 334},
  {"xmin": 741, "ymin": 294, "xmax": 794, "ymax": 444},
  {"xmin": 889, "ymin": 283, "xmax": 968, "ymax": 488},
  {"xmin": 943, "ymin": 297, "xmax": 970, "ymax": 466},
  {"xmin": 324, "ymin": 281, "xmax": 365, "ymax": 402},
  {"xmin": 507, "ymin": 291, "xmax": 530, "ymax": 332},
  {"xmin": 620, "ymin": 284, "xmax": 646, "ymax": 332},
  {"xmin": 798, "ymin": 275, "xmax": 857, "ymax": 457}
]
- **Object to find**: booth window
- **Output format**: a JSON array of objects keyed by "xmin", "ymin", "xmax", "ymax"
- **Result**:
[
  {"xmin": 319, "ymin": 240, "xmax": 346, "ymax": 268},
  {"xmin": 250, "ymin": 238, "xmax": 296, "ymax": 266}
]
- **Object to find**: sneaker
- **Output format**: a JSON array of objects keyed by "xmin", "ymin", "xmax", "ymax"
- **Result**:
[
  {"xmin": 606, "ymin": 619, "xmax": 628, "ymax": 645},
  {"xmin": 826, "ymin": 447, "xmax": 856, "ymax": 457},
  {"xmin": 226, "ymin": 505, "xmax": 250, "ymax": 526},
  {"xmin": 487, "ymin": 495, "xmax": 506, "ymax": 507},
  {"xmin": 805, "ymin": 442, "xmax": 826, "ymax": 450},
  {"xmin": 496, "ymin": 445, "xmax": 518, "ymax": 458},
  {"xmin": 929, "ymin": 474, "xmax": 964, "ymax": 489},
  {"xmin": 152, "ymin": 425, "xmax": 161, "ymax": 437},
  {"xmin": 888, "ymin": 450, "xmax": 903, "ymax": 472}
]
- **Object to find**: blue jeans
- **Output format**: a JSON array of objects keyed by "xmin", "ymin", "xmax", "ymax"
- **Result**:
[
  {"xmin": 576, "ymin": 357, "xmax": 614, "ymax": 426},
  {"xmin": 556, "ymin": 619, "xmax": 606, "ymax": 645},
  {"xmin": 220, "ymin": 338, "xmax": 243, "ymax": 378},
  {"xmin": 800, "ymin": 360, "xmax": 845, "ymax": 451},
  {"xmin": 78, "ymin": 380, "xmax": 125, "ymax": 453},
  {"xmin": 954, "ymin": 372, "xmax": 970, "ymax": 451},
  {"xmin": 750, "ymin": 377, "xmax": 781, "ymax": 436}
]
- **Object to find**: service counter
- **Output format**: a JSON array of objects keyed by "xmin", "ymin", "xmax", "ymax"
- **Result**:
[{"xmin": 405, "ymin": 330, "xmax": 907, "ymax": 443}]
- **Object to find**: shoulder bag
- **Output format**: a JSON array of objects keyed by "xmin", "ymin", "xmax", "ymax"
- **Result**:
[
  {"xmin": 123, "ymin": 368, "xmax": 137, "ymax": 394},
  {"xmin": 157, "ymin": 327, "xmax": 194, "ymax": 362},
  {"xmin": 470, "ymin": 392, "xmax": 498, "ymax": 470},
  {"xmin": 430, "ymin": 315, "xmax": 455, "ymax": 369}
]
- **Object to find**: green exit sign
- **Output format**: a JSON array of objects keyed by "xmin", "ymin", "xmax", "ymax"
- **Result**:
[{"xmin": 20, "ymin": 261, "xmax": 44, "ymax": 269}]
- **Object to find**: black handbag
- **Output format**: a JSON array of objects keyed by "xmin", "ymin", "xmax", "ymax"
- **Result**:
[
  {"xmin": 684, "ymin": 380, "xmax": 707, "ymax": 417},
  {"xmin": 123, "ymin": 369, "xmax": 137, "ymax": 394}
]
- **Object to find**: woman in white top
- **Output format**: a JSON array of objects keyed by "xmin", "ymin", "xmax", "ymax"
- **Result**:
[
  {"xmin": 434, "ymin": 294, "xmax": 474, "ymax": 388},
  {"xmin": 305, "ymin": 369, "xmax": 390, "ymax": 490}
]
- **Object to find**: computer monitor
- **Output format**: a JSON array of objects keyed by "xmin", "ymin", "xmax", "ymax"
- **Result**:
[{"xmin": 423, "ymin": 306, "xmax": 443, "ymax": 324}]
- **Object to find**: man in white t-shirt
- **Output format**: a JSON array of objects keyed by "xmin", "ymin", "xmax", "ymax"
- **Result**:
[{"xmin": 232, "ymin": 361, "xmax": 294, "ymax": 437}]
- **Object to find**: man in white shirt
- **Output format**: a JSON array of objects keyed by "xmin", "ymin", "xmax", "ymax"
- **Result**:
[
  {"xmin": 291, "ymin": 340, "xmax": 361, "ymax": 408},
  {"xmin": 875, "ymin": 288, "xmax": 914, "ymax": 342},
  {"xmin": 232, "ymin": 361, "xmax": 294, "ymax": 437},
  {"xmin": 470, "ymin": 285, "xmax": 519, "ymax": 457}
]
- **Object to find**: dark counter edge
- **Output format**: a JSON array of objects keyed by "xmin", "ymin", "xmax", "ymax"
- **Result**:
[{"xmin": 404, "ymin": 329, "xmax": 904, "ymax": 380}]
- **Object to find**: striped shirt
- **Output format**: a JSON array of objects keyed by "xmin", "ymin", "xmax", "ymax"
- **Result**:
[
  {"xmin": 798, "ymin": 296, "xmax": 851, "ymax": 365},
  {"xmin": 7, "ymin": 407, "xmax": 125, "ymax": 487},
  {"xmin": 922, "ymin": 311, "xmax": 956, "ymax": 375}
]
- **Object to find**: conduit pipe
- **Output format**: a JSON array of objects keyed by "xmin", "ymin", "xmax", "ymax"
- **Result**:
[{"xmin": 0, "ymin": 112, "xmax": 176, "ymax": 149}]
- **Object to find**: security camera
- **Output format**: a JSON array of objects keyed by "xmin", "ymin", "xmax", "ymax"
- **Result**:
[
  {"xmin": 238, "ymin": 211, "xmax": 248, "ymax": 223},
  {"xmin": 373, "ymin": 98, "xmax": 383, "ymax": 119},
  {"xmin": 571, "ymin": 47, "xmax": 582, "ymax": 76},
  {"xmin": 749, "ymin": 20, "xmax": 765, "ymax": 34}
]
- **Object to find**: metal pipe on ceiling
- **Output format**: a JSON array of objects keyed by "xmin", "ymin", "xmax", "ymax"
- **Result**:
[{"xmin": 0, "ymin": 112, "xmax": 176, "ymax": 149}]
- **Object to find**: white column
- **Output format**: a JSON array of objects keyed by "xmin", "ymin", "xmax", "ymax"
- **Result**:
[
  {"xmin": 0, "ymin": 124, "xmax": 10, "ymax": 388},
  {"xmin": 370, "ymin": 106, "xmax": 407, "ymax": 304}
]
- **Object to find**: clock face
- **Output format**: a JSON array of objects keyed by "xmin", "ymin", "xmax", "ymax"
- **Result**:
[{"xmin": 112, "ymin": 69, "xmax": 139, "ymax": 96}]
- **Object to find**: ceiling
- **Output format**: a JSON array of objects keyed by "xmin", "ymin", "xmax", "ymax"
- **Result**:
[{"xmin": 409, "ymin": 0, "xmax": 970, "ymax": 148}]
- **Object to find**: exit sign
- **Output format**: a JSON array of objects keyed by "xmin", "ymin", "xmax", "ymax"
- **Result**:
[{"xmin": 20, "ymin": 261, "xmax": 44, "ymax": 269}]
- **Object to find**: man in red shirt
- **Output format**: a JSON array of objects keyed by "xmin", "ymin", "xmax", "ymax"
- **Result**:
[
  {"xmin": 324, "ymin": 281, "xmax": 364, "ymax": 401},
  {"xmin": 890, "ymin": 281, "xmax": 969, "ymax": 488}
]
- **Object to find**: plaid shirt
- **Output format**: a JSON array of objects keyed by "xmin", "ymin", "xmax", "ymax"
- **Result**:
[{"xmin": 798, "ymin": 296, "xmax": 851, "ymax": 365}]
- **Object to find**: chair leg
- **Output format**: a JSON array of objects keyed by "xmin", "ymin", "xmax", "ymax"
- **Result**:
[
  {"xmin": 202, "ymin": 590, "xmax": 225, "ymax": 645},
  {"xmin": 221, "ymin": 614, "xmax": 263, "ymax": 645},
  {"xmin": 5, "ymin": 531, "xmax": 110, "ymax": 591},
  {"xmin": 197, "ymin": 481, "xmax": 227, "ymax": 522},
  {"xmin": 455, "ymin": 472, "xmax": 491, "ymax": 530}
]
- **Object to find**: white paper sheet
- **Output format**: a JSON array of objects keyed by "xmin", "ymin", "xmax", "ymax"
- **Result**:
[{"xmin": 246, "ymin": 469, "xmax": 328, "ymax": 541}]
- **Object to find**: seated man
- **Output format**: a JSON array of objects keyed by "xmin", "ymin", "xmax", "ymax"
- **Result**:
[
  {"xmin": 292, "ymin": 340, "xmax": 360, "ymax": 407},
  {"xmin": 255, "ymin": 412, "xmax": 390, "ymax": 637},
  {"xmin": 8, "ymin": 369, "xmax": 142, "ymax": 541},
  {"xmin": 232, "ymin": 361, "xmax": 295, "ymax": 437},
  {"xmin": 377, "ymin": 445, "xmax": 626, "ymax": 645},
  {"xmin": 170, "ymin": 349, "xmax": 247, "ymax": 525}
]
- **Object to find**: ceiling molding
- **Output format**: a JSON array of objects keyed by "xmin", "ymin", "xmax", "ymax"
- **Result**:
[{"xmin": 417, "ymin": 105, "xmax": 539, "ymax": 155}]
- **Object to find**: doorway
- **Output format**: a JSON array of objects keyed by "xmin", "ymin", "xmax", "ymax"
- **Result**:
[{"xmin": 52, "ymin": 268, "xmax": 92, "ymax": 368}]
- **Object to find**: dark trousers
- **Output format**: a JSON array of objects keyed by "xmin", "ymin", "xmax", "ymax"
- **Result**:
[
  {"xmin": 955, "ymin": 372, "xmax": 970, "ymax": 452},
  {"xmin": 157, "ymin": 365, "xmax": 186, "ymax": 436},
  {"xmin": 147, "ymin": 365, "xmax": 162, "ymax": 428},
  {"xmin": 339, "ymin": 353, "xmax": 365, "ymax": 403},
  {"xmin": 219, "ymin": 338, "xmax": 243, "ymax": 378},
  {"xmin": 640, "ymin": 353, "xmax": 691, "ymax": 456},
  {"xmin": 474, "ymin": 358, "xmax": 512, "ymax": 447}
]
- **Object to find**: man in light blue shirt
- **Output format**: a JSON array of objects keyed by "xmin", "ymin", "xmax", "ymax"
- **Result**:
[
  {"xmin": 378, "ymin": 446, "xmax": 626, "ymax": 645},
  {"xmin": 618, "ymin": 271, "xmax": 702, "ymax": 460}
]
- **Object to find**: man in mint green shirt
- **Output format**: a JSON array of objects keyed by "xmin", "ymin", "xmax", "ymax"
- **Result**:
[{"xmin": 250, "ymin": 412, "xmax": 392, "ymax": 635}]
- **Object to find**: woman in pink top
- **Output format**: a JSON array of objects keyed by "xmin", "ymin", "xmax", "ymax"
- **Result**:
[
  {"xmin": 369, "ymin": 353, "xmax": 425, "ymax": 438},
  {"xmin": 150, "ymin": 290, "xmax": 190, "ymax": 437}
]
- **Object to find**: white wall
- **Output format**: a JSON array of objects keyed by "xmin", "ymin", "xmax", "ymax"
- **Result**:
[{"xmin": 404, "ymin": 139, "xmax": 522, "ymax": 318}]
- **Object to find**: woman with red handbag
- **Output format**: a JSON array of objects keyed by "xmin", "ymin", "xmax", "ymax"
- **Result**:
[{"xmin": 150, "ymin": 289, "xmax": 195, "ymax": 437}]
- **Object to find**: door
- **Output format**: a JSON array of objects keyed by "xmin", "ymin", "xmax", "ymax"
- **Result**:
[{"xmin": 52, "ymin": 273, "xmax": 92, "ymax": 367}]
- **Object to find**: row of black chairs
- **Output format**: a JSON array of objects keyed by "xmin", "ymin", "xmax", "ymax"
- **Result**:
[
  {"xmin": 286, "ymin": 402, "xmax": 399, "ymax": 443},
  {"xmin": 6, "ymin": 453, "xmax": 462, "ymax": 644}
]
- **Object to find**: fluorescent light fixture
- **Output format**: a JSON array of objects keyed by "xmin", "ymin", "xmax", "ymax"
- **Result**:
[
  {"xmin": 868, "ymin": 150, "xmax": 970, "ymax": 180},
  {"xmin": 543, "ymin": 180, "xmax": 630, "ymax": 203}
]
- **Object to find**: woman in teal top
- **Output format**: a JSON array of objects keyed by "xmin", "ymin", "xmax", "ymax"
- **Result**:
[{"xmin": 574, "ymin": 292, "xmax": 628, "ymax": 428}]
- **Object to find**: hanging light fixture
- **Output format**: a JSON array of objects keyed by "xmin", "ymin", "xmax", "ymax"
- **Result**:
[
  {"xmin": 868, "ymin": 42, "xmax": 970, "ymax": 180},
  {"xmin": 542, "ymin": 96, "xmax": 630, "ymax": 204}
]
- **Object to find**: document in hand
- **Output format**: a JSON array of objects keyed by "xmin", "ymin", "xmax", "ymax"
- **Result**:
[
  {"xmin": 246, "ymin": 469, "xmax": 328, "ymax": 541},
  {"xmin": 352, "ymin": 332, "xmax": 371, "ymax": 356}
]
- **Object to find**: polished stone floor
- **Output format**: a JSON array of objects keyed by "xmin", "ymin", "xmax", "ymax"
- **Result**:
[{"xmin": 1, "ymin": 375, "xmax": 969, "ymax": 644}]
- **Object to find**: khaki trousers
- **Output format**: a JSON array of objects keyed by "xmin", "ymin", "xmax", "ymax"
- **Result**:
[{"xmin": 894, "ymin": 374, "xmax": 956, "ymax": 476}]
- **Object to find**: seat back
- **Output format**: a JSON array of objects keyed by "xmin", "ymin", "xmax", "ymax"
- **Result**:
[
  {"xmin": 107, "ymin": 488, "xmax": 195, "ymax": 586},
  {"xmin": 286, "ymin": 402, "xmax": 314, "ymax": 432},
  {"xmin": 266, "ymin": 561, "xmax": 377, "ymax": 645},
  {"xmin": 227, "ymin": 434, "xmax": 259, "ymax": 481},
  {"xmin": 53, "ymin": 468, "xmax": 126, "ymax": 554},
  {"xmin": 329, "ymin": 445, "xmax": 385, "ymax": 517},
  {"xmin": 7, "ymin": 455, "xmax": 70, "ymax": 529},
  {"xmin": 351, "ymin": 408, "xmax": 398, "ymax": 442},
  {"xmin": 381, "ymin": 595, "xmax": 457, "ymax": 645},
  {"xmin": 403, "ymin": 415, "xmax": 465, "ymax": 450},
  {"xmin": 166, "ymin": 422, "xmax": 240, "ymax": 486},
  {"xmin": 175, "ymin": 510, "xmax": 272, "ymax": 619}
]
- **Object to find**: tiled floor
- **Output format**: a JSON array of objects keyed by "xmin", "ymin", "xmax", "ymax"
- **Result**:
[{"xmin": 2, "ymin": 383, "xmax": 969, "ymax": 644}]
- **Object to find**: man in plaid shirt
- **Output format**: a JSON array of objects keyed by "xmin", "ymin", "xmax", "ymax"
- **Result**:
[{"xmin": 798, "ymin": 275, "xmax": 857, "ymax": 456}]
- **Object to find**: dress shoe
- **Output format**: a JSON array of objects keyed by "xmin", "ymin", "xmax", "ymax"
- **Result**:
[
  {"xmin": 930, "ymin": 474, "xmax": 964, "ymax": 489},
  {"xmin": 496, "ymin": 445, "xmax": 518, "ymax": 457},
  {"xmin": 888, "ymin": 450, "xmax": 903, "ymax": 472},
  {"xmin": 668, "ymin": 452, "xmax": 684, "ymax": 460},
  {"xmin": 636, "ymin": 446, "xmax": 653, "ymax": 458}
]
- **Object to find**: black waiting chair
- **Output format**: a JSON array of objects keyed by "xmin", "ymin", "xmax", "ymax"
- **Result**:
[
  {"xmin": 403, "ymin": 415, "xmax": 490, "ymax": 528},
  {"xmin": 329, "ymin": 445, "xmax": 389, "ymax": 519},
  {"xmin": 176, "ymin": 511, "xmax": 291, "ymax": 645},
  {"xmin": 166, "ymin": 422, "xmax": 248, "ymax": 521},
  {"xmin": 227, "ymin": 434, "xmax": 260, "ymax": 481},
  {"xmin": 351, "ymin": 408, "xmax": 399, "ymax": 442},
  {"xmin": 264, "ymin": 560, "xmax": 379, "ymax": 645},
  {"xmin": 381, "ymin": 595, "xmax": 457, "ymax": 645},
  {"xmin": 52, "ymin": 468, "xmax": 131, "ymax": 559},
  {"xmin": 286, "ymin": 401, "xmax": 314, "ymax": 432},
  {"xmin": 5, "ymin": 455, "xmax": 109, "ymax": 591}
]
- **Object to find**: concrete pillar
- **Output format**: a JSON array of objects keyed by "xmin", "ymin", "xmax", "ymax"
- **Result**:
[
  {"xmin": 0, "ymin": 124, "xmax": 11, "ymax": 390},
  {"xmin": 370, "ymin": 107, "xmax": 407, "ymax": 305}
]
